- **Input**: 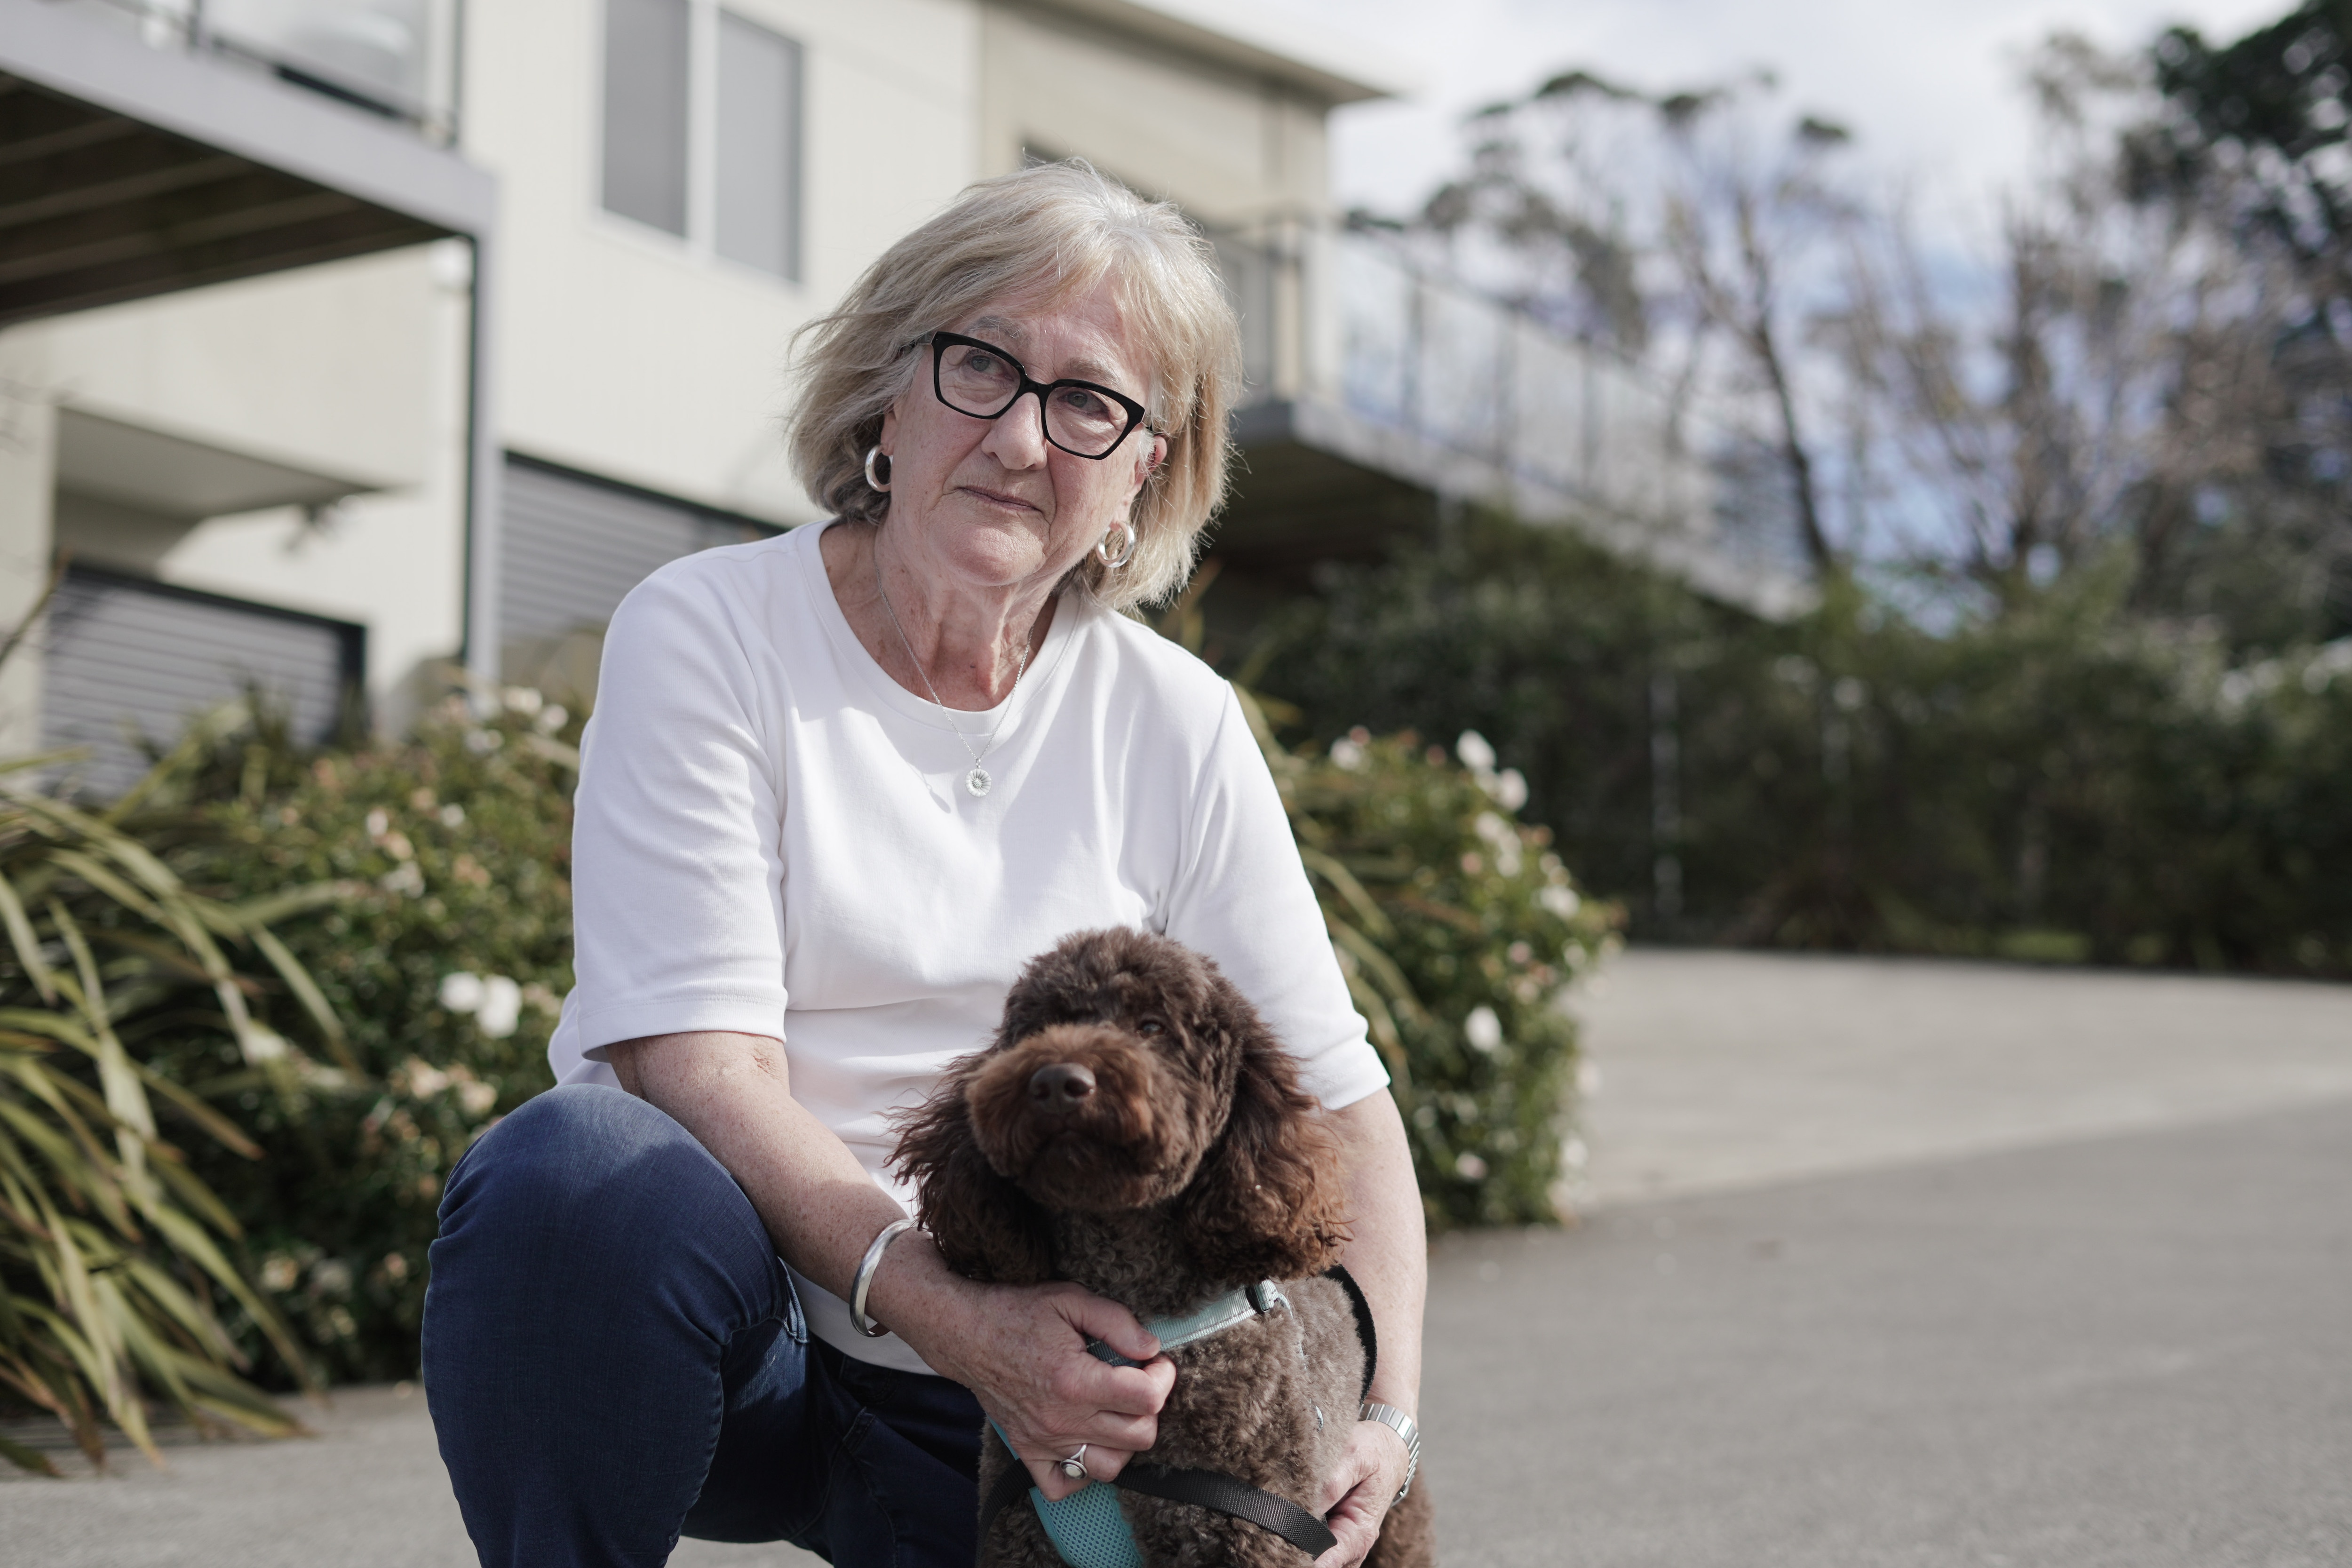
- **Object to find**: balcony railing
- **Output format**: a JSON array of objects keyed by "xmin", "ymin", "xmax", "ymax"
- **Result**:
[
  {"xmin": 62, "ymin": 0, "xmax": 462, "ymax": 143},
  {"xmin": 1209, "ymin": 215, "xmax": 1789, "ymax": 579}
]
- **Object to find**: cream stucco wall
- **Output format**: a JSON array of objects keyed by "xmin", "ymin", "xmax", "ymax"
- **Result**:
[
  {"xmin": 0, "ymin": 387, "xmax": 55, "ymax": 758},
  {"xmin": 0, "ymin": 243, "xmax": 468, "ymax": 728},
  {"xmin": 469, "ymin": 0, "xmax": 981, "ymax": 525},
  {"xmin": 977, "ymin": 3, "xmax": 1332, "ymax": 225},
  {"xmin": 2, "ymin": 0, "xmax": 1361, "ymax": 750}
]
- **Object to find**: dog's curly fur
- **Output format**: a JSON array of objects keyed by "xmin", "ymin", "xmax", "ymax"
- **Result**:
[{"xmin": 893, "ymin": 928, "xmax": 1436, "ymax": 1568}]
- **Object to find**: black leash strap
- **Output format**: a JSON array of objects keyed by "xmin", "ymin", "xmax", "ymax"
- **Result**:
[
  {"xmin": 1115, "ymin": 1463, "xmax": 1338, "ymax": 1557},
  {"xmin": 979, "ymin": 1431, "xmax": 1336, "ymax": 1559},
  {"xmin": 979, "ymin": 1454, "xmax": 1033, "ymax": 1539}
]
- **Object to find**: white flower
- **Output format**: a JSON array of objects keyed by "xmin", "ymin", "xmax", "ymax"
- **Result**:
[
  {"xmin": 1328, "ymin": 737, "xmax": 1366, "ymax": 771},
  {"xmin": 438, "ymin": 972, "xmax": 485, "ymax": 1012},
  {"xmin": 439, "ymin": 803, "xmax": 467, "ymax": 828},
  {"xmin": 1455, "ymin": 731, "xmax": 1497, "ymax": 773},
  {"xmin": 463, "ymin": 728, "xmax": 505, "ymax": 756},
  {"xmin": 1487, "ymin": 767, "xmax": 1529, "ymax": 811},
  {"xmin": 1454, "ymin": 1151, "xmax": 1488, "ymax": 1180},
  {"xmin": 381, "ymin": 863, "xmax": 425, "ymax": 897},
  {"xmin": 501, "ymin": 686, "xmax": 544, "ymax": 716},
  {"xmin": 1464, "ymin": 1005, "xmax": 1503, "ymax": 1053},
  {"xmin": 1541, "ymin": 885, "xmax": 1582, "ymax": 919},
  {"xmin": 241, "ymin": 1024, "xmax": 289, "ymax": 1064},
  {"xmin": 1562, "ymin": 1136, "xmax": 1589, "ymax": 1169},
  {"xmin": 2303, "ymin": 640, "xmax": 2352, "ymax": 692},
  {"xmin": 476, "ymin": 975, "xmax": 523, "ymax": 1039},
  {"xmin": 537, "ymin": 704, "xmax": 569, "ymax": 734},
  {"xmin": 1474, "ymin": 812, "xmax": 1513, "ymax": 848},
  {"xmin": 458, "ymin": 1079, "xmax": 498, "ymax": 1116},
  {"xmin": 365, "ymin": 808, "xmax": 389, "ymax": 838}
]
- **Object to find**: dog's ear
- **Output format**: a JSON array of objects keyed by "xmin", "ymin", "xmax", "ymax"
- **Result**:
[
  {"xmin": 1176, "ymin": 979, "xmax": 1351, "ymax": 1285},
  {"xmin": 890, "ymin": 1071, "xmax": 1054, "ymax": 1286}
]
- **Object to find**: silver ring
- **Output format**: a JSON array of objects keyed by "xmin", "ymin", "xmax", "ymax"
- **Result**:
[{"xmin": 1056, "ymin": 1445, "xmax": 1088, "ymax": 1480}]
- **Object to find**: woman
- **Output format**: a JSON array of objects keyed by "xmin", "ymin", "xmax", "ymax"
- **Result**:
[{"xmin": 422, "ymin": 162, "xmax": 1425, "ymax": 1568}]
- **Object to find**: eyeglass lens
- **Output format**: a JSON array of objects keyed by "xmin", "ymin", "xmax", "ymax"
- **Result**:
[{"xmin": 933, "ymin": 339, "xmax": 1137, "ymax": 458}]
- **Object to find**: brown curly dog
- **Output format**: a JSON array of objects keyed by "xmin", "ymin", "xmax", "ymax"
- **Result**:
[{"xmin": 892, "ymin": 926, "xmax": 1436, "ymax": 1568}]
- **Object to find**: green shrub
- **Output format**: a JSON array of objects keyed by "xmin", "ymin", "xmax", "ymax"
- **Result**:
[
  {"xmin": 1247, "ymin": 696, "xmax": 1622, "ymax": 1226},
  {"xmin": 1263, "ymin": 517, "xmax": 2352, "ymax": 978},
  {"xmin": 99, "ymin": 669, "xmax": 1609, "ymax": 1388},
  {"xmin": 159, "ymin": 692, "xmax": 577, "ymax": 1384}
]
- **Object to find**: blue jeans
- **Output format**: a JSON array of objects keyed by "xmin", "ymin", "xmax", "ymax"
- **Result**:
[{"xmin": 423, "ymin": 1084, "xmax": 984, "ymax": 1568}]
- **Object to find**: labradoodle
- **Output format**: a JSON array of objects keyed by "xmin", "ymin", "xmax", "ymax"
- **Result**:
[{"xmin": 892, "ymin": 926, "xmax": 1436, "ymax": 1568}]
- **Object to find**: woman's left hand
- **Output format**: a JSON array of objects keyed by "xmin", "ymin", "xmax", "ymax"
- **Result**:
[{"xmin": 1313, "ymin": 1417, "xmax": 1411, "ymax": 1568}]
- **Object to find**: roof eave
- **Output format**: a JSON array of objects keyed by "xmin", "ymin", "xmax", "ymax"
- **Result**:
[{"xmin": 1014, "ymin": 0, "xmax": 1403, "ymax": 106}]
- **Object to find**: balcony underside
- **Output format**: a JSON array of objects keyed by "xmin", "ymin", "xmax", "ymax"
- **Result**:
[
  {"xmin": 0, "ymin": 0, "xmax": 491, "ymax": 327},
  {"xmin": 0, "ymin": 76, "xmax": 441, "ymax": 323},
  {"xmin": 1215, "ymin": 399, "xmax": 1443, "ymax": 583}
]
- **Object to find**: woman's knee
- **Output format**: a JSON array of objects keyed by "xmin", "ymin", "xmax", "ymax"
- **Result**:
[{"xmin": 432, "ymin": 1084, "xmax": 774, "ymax": 1297}]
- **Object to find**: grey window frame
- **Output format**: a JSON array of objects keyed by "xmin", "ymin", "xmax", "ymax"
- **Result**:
[{"xmin": 597, "ymin": 0, "xmax": 804, "ymax": 284}]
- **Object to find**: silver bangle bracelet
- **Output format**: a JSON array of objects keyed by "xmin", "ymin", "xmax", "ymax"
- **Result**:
[{"xmin": 850, "ymin": 1219, "xmax": 920, "ymax": 1338}]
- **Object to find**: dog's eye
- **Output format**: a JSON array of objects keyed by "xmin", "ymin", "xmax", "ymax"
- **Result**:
[{"xmin": 1137, "ymin": 1018, "xmax": 1166, "ymax": 1036}]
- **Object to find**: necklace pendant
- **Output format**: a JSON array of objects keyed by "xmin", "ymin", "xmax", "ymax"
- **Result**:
[{"xmin": 965, "ymin": 766, "xmax": 993, "ymax": 797}]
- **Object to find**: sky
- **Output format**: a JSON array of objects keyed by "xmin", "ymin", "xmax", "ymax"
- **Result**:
[{"xmin": 1160, "ymin": 0, "xmax": 2291, "ymax": 228}]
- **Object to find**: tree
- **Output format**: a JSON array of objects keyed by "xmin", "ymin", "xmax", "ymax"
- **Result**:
[
  {"xmin": 1398, "ymin": 70, "xmax": 1865, "ymax": 580},
  {"xmin": 1843, "ymin": 30, "xmax": 2352, "ymax": 637}
]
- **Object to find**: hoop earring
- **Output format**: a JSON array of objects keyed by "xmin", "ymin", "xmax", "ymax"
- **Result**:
[
  {"xmin": 864, "ymin": 446, "xmax": 892, "ymax": 492},
  {"xmin": 1097, "ymin": 520, "xmax": 1137, "ymax": 569}
]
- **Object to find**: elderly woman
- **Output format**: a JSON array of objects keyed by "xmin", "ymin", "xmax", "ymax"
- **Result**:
[{"xmin": 422, "ymin": 162, "xmax": 1425, "ymax": 1568}]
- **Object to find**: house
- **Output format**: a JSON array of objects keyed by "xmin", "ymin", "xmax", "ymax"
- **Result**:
[{"xmin": 0, "ymin": 0, "xmax": 1786, "ymax": 796}]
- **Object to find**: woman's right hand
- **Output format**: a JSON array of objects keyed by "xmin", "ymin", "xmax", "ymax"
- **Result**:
[{"xmin": 890, "ymin": 1264, "xmax": 1175, "ymax": 1501}]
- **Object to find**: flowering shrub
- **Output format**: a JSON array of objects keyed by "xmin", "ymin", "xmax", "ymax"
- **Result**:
[
  {"xmin": 1254, "ymin": 702, "xmax": 1623, "ymax": 1227},
  {"xmin": 116, "ymin": 673, "xmax": 1611, "ymax": 1386},
  {"xmin": 154, "ymin": 691, "xmax": 578, "ymax": 1383}
]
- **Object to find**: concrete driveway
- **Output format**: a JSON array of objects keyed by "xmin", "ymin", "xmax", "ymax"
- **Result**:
[{"xmin": 6, "ymin": 949, "xmax": 2348, "ymax": 1567}]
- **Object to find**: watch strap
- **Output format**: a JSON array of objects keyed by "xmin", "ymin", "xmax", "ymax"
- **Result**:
[{"xmin": 1359, "ymin": 1401, "xmax": 1421, "ymax": 1502}]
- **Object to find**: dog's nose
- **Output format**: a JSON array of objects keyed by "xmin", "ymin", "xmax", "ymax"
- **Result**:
[{"xmin": 1028, "ymin": 1062, "xmax": 1096, "ymax": 1114}]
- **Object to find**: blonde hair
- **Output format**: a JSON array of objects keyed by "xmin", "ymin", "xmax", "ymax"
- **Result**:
[{"xmin": 785, "ymin": 161, "xmax": 1241, "ymax": 611}]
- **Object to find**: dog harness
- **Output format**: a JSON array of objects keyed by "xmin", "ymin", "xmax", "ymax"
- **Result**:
[{"xmin": 981, "ymin": 1267, "xmax": 1379, "ymax": 1568}]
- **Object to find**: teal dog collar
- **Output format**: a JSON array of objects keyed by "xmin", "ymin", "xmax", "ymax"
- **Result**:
[{"xmin": 1084, "ymin": 1280, "xmax": 1289, "ymax": 1368}]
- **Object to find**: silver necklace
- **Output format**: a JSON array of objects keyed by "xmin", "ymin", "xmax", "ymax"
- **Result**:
[{"xmin": 874, "ymin": 548, "xmax": 1030, "ymax": 798}]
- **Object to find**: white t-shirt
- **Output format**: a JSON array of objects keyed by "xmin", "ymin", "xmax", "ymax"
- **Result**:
[{"xmin": 548, "ymin": 520, "xmax": 1388, "ymax": 1373}]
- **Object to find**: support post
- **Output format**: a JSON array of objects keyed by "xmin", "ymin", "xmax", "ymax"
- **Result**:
[{"xmin": 460, "ymin": 229, "xmax": 501, "ymax": 695}]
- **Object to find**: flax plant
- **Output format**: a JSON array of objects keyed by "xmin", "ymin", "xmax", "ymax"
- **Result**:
[{"xmin": 0, "ymin": 729, "xmax": 330, "ymax": 1473}]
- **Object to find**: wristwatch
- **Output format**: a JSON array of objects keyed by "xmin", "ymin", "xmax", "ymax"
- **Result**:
[{"xmin": 1359, "ymin": 1402, "xmax": 1421, "ymax": 1503}]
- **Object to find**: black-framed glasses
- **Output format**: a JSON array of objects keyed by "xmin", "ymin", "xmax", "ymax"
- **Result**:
[{"xmin": 924, "ymin": 331, "xmax": 1152, "ymax": 460}]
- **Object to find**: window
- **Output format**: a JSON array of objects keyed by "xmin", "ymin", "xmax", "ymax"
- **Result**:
[
  {"xmin": 600, "ymin": 0, "xmax": 803, "ymax": 281},
  {"xmin": 601, "ymin": 0, "xmax": 691, "ymax": 236}
]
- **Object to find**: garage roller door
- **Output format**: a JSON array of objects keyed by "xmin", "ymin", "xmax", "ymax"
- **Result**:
[
  {"xmin": 39, "ymin": 566, "xmax": 364, "ymax": 801},
  {"xmin": 499, "ymin": 455, "xmax": 777, "ymax": 665}
]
